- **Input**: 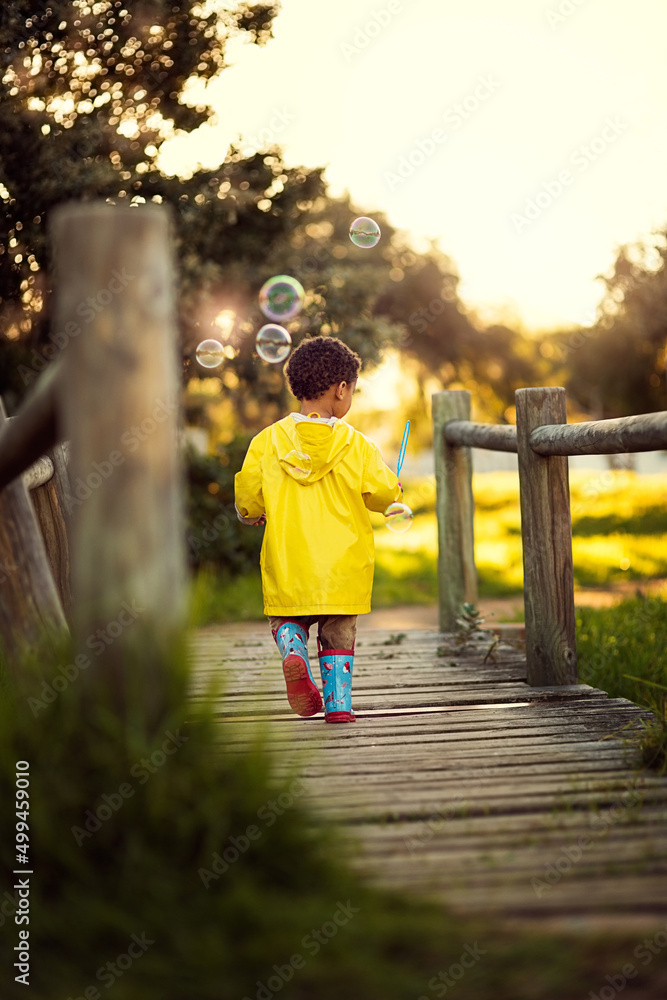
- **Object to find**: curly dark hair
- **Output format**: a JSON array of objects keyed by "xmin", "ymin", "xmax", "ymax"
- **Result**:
[{"xmin": 285, "ymin": 336, "xmax": 362, "ymax": 401}]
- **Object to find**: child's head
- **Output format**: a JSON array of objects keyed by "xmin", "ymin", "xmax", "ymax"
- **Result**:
[{"xmin": 285, "ymin": 336, "xmax": 361, "ymax": 404}]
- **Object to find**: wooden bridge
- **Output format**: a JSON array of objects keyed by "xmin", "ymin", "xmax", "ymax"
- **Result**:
[
  {"xmin": 191, "ymin": 620, "xmax": 667, "ymax": 932},
  {"xmin": 2, "ymin": 200, "xmax": 667, "ymax": 935},
  {"xmin": 186, "ymin": 363, "xmax": 667, "ymax": 932}
]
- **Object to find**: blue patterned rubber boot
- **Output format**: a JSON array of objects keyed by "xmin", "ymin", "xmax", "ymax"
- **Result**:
[
  {"xmin": 273, "ymin": 620, "xmax": 322, "ymax": 717},
  {"xmin": 318, "ymin": 649, "xmax": 356, "ymax": 724}
]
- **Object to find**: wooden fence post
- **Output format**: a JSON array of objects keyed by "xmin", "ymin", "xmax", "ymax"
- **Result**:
[
  {"xmin": 432, "ymin": 390, "xmax": 477, "ymax": 631},
  {"xmin": 515, "ymin": 387, "xmax": 577, "ymax": 685},
  {"xmin": 0, "ymin": 401, "xmax": 68, "ymax": 664},
  {"xmin": 51, "ymin": 203, "xmax": 186, "ymax": 720}
]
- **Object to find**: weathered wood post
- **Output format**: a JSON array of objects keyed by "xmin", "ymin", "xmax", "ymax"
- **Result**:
[
  {"xmin": 432, "ymin": 390, "xmax": 477, "ymax": 631},
  {"xmin": 51, "ymin": 203, "xmax": 186, "ymax": 721},
  {"xmin": 29, "ymin": 443, "xmax": 72, "ymax": 625},
  {"xmin": 0, "ymin": 402, "xmax": 68, "ymax": 664},
  {"xmin": 515, "ymin": 387, "xmax": 577, "ymax": 685}
]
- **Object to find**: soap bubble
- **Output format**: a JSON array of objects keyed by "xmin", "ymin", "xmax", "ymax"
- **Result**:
[
  {"xmin": 283, "ymin": 450, "xmax": 312, "ymax": 480},
  {"xmin": 259, "ymin": 275, "xmax": 305, "ymax": 322},
  {"xmin": 256, "ymin": 324, "xmax": 292, "ymax": 363},
  {"xmin": 384, "ymin": 501, "xmax": 413, "ymax": 533},
  {"xmin": 195, "ymin": 339, "xmax": 225, "ymax": 368},
  {"xmin": 349, "ymin": 217, "xmax": 381, "ymax": 249}
]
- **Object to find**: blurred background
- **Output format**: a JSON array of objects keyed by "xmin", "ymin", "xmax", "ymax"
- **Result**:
[
  {"xmin": 4, "ymin": 9, "xmax": 667, "ymax": 997},
  {"xmin": 1, "ymin": 0, "xmax": 666, "ymax": 625}
]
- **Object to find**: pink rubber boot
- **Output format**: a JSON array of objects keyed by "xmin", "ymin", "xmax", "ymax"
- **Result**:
[{"xmin": 273, "ymin": 620, "xmax": 323, "ymax": 717}]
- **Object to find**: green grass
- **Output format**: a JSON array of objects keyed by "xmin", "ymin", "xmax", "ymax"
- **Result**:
[
  {"xmin": 390, "ymin": 469, "xmax": 667, "ymax": 595},
  {"xmin": 576, "ymin": 595, "xmax": 667, "ymax": 772},
  {"xmin": 576, "ymin": 597, "xmax": 667, "ymax": 697},
  {"xmin": 374, "ymin": 470, "xmax": 667, "ymax": 603},
  {"xmin": 470, "ymin": 469, "xmax": 667, "ymax": 590}
]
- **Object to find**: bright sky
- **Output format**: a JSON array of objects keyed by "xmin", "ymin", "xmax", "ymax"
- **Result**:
[{"xmin": 162, "ymin": 0, "xmax": 667, "ymax": 333}]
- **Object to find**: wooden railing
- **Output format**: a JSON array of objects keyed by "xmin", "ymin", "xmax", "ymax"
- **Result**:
[
  {"xmin": 0, "ymin": 202, "xmax": 186, "ymax": 721},
  {"xmin": 433, "ymin": 388, "xmax": 667, "ymax": 687}
]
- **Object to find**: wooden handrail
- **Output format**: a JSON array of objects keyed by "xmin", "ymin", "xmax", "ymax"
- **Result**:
[
  {"xmin": 443, "ymin": 419, "xmax": 518, "ymax": 453},
  {"xmin": 530, "ymin": 410, "xmax": 667, "ymax": 456},
  {"xmin": 433, "ymin": 387, "xmax": 666, "ymax": 688},
  {"xmin": 24, "ymin": 455, "xmax": 54, "ymax": 491},
  {"xmin": 0, "ymin": 361, "xmax": 62, "ymax": 493},
  {"xmin": 0, "ymin": 399, "xmax": 68, "ymax": 659},
  {"xmin": 0, "ymin": 418, "xmax": 58, "ymax": 490},
  {"xmin": 444, "ymin": 410, "xmax": 667, "ymax": 458}
]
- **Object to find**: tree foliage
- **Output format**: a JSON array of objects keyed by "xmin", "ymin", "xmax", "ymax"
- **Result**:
[
  {"xmin": 374, "ymin": 253, "xmax": 541, "ymax": 422},
  {"xmin": 542, "ymin": 237, "xmax": 667, "ymax": 419},
  {"xmin": 181, "ymin": 191, "xmax": 410, "ymax": 433},
  {"xmin": 0, "ymin": 0, "xmax": 542, "ymax": 436},
  {"xmin": 0, "ymin": 0, "xmax": 313, "ymax": 407},
  {"xmin": 0, "ymin": 1, "xmax": 420, "ymax": 421}
]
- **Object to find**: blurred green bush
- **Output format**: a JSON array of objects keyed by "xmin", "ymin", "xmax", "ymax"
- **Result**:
[{"xmin": 185, "ymin": 438, "xmax": 263, "ymax": 576}]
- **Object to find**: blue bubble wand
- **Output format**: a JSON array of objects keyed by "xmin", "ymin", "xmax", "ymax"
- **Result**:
[
  {"xmin": 383, "ymin": 419, "xmax": 413, "ymax": 529},
  {"xmin": 396, "ymin": 420, "xmax": 410, "ymax": 485}
]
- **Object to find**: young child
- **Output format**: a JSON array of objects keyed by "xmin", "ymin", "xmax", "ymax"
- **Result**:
[{"xmin": 234, "ymin": 336, "xmax": 402, "ymax": 723}]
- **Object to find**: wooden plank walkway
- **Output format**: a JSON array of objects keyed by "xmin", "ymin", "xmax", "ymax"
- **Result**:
[{"xmin": 189, "ymin": 623, "xmax": 667, "ymax": 931}]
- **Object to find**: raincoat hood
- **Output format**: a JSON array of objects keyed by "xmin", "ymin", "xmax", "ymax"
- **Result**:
[{"xmin": 270, "ymin": 415, "xmax": 355, "ymax": 484}]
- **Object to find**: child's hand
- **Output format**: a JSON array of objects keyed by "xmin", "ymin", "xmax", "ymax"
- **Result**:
[{"xmin": 235, "ymin": 503, "xmax": 266, "ymax": 526}]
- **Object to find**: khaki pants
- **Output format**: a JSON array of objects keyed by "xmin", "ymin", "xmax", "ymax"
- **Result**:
[{"xmin": 268, "ymin": 614, "xmax": 357, "ymax": 651}]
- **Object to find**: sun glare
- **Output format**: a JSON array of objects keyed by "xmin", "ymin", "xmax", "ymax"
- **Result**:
[
  {"xmin": 156, "ymin": 0, "xmax": 667, "ymax": 333},
  {"xmin": 214, "ymin": 309, "xmax": 236, "ymax": 339}
]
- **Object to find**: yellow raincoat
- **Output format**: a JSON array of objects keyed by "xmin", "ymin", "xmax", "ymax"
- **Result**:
[{"xmin": 234, "ymin": 414, "xmax": 402, "ymax": 615}]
